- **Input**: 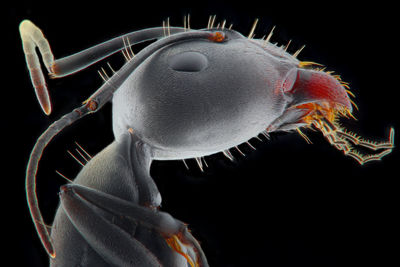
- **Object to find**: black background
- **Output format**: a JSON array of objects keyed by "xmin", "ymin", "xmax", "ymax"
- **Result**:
[{"xmin": 5, "ymin": 1, "xmax": 399, "ymax": 266}]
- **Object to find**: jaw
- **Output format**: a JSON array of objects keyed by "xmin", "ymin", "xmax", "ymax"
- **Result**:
[{"xmin": 267, "ymin": 67, "xmax": 354, "ymax": 133}]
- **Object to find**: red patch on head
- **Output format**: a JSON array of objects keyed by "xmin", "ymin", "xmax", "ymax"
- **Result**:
[
  {"xmin": 208, "ymin": 31, "xmax": 225, "ymax": 42},
  {"xmin": 306, "ymin": 72, "xmax": 349, "ymax": 108},
  {"xmin": 290, "ymin": 69, "xmax": 352, "ymax": 111}
]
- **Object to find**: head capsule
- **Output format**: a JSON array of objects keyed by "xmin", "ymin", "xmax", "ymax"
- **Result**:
[{"xmin": 112, "ymin": 28, "xmax": 299, "ymax": 159}]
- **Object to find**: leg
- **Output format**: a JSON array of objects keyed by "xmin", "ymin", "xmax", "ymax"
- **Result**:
[
  {"xmin": 19, "ymin": 19, "xmax": 186, "ymax": 115},
  {"xmin": 60, "ymin": 183, "xmax": 209, "ymax": 267},
  {"xmin": 313, "ymin": 119, "xmax": 395, "ymax": 165}
]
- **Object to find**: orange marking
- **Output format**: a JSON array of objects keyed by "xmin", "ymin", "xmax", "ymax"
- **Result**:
[
  {"xmin": 298, "ymin": 61, "xmax": 323, "ymax": 68},
  {"xmin": 295, "ymin": 101, "xmax": 353, "ymax": 126},
  {"xmin": 165, "ymin": 235, "xmax": 198, "ymax": 267},
  {"xmin": 209, "ymin": 31, "xmax": 225, "ymax": 42},
  {"xmin": 49, "ymin": 62, "xmax": 60, "ymax": 78},
  {"xmin": 85, "ymin": 99, "xmax": 98, "ymax": 111}
]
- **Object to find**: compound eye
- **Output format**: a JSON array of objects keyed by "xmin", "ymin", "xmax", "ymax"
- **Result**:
[{"xmin": 168, "ymin": 51, "xmax": 208, "ymax": 72}]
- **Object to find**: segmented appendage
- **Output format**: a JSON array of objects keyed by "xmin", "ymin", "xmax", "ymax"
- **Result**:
[
  {"xmin": 19, "ymin": 20, "xmax": 55, "ymax": 115},
  {"xmin": 312, "ymin": 118, "xmax": 395, "ymax": 165},
  {"xmin": 293, "ymin": 65, "xmax": 394, "ymax": 165}
]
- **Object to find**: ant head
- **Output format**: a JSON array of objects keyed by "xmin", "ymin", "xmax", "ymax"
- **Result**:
[{"xmin": 112, "ymin": 29, "xmax": 299, "ymax": 159}]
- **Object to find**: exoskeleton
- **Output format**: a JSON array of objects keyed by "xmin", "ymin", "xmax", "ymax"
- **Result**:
[{"xmin": 20, "ymin": 17, "xmax": 394, "ymax": 266}]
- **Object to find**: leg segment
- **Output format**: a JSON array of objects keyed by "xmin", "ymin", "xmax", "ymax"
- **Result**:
[
  {"xmin": 60, "ymin": 184, "xmax": 209, "ymax": 267},
  {"xmin": 313, "ymin": 119, "xmax": 395, "ymax": 165},
  {"xmin": 60, "ymin": 184, "xmax": 161, "ymax": 266}
]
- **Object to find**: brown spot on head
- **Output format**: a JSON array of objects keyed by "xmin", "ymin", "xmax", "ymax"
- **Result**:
[{"xmin": 208, "ymin": 31, "xmax": 225, "ymax": 42}]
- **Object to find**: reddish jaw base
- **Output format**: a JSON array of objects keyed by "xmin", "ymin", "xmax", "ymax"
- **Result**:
[
  {"xmin": 285, "ymin": 68, "xmax": 394, "ymax": 165},
  {"xmin": 293, "ymin": 101, "xmax": 394, "ymax": 165}
]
